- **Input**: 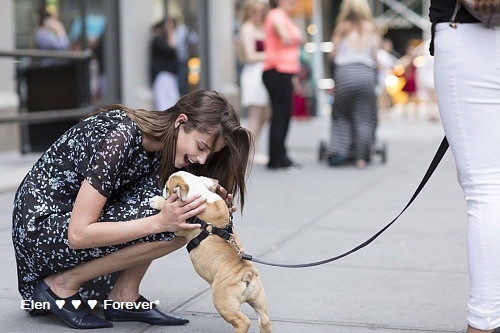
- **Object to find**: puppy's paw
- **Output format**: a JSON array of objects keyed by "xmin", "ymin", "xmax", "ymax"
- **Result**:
[{"xmin": 149, "ymin": 196, "xmax": 165, "ymax": 210}]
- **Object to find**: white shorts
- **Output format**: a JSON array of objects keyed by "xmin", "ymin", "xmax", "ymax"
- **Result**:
[{"xmin": 240, "ymin": 61, "xmax": 269, "ymax": 108}]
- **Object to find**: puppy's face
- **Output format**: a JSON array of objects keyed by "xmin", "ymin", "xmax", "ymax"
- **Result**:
[{"xmin": 165, "ymin": 171, "xmax": 219, "ymax": 202}]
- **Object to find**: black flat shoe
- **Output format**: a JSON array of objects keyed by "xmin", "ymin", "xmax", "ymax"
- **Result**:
[
  {"xmin": 103, "ymin": 295, "xmax": 189, "ymax": 326},
  {"xmin": 32, "ymin": 280, "xmax": 113, "ymax": 329}
]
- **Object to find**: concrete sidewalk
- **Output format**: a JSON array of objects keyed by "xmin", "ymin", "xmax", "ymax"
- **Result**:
[{"xmin": 0, "ymin": 109, "xmax": 469, "ymax": 332}]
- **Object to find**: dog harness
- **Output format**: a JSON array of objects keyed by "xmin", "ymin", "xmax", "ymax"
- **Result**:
[{"xmin": 185, "ymin": 215, "xmax": 234, "ymax": 253}]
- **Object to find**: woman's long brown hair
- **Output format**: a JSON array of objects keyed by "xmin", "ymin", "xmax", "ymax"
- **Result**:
[{"xmin": 90, "ymin": 90, "xmax": 253, "ymax": 210}]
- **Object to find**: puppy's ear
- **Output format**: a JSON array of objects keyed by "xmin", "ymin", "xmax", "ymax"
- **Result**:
[
  {"xmin": 173, "ymin": 183, "xmax": 189, "ymax": 201},
  {"xmin": 200, "ymin": 176, "xmax": 219, "ymax": 192}
]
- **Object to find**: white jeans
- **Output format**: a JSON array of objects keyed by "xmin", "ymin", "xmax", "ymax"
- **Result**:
[
  {"xmin": 153, "ymin": 71, "xmax": 180, "ymax": 111},
  {"xmin": 434, "ymin": 23, "xmax": 500, "ymax": 330}
]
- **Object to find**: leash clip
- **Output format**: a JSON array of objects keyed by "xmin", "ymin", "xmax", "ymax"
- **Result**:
[
  {"xmin": 241, "ymin": 253, "xmax": 253, "ymax": 261},
  {"xmin": 227, "ymin": 235, "xmax": 243, "ymax": 257}
]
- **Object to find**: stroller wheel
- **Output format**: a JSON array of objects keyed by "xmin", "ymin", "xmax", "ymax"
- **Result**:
[
  {"xmin": 319, "ymin": 141, "xmax": 327, "ymax": 162},
  {"xmin": 380, "ymin": 142, "xmax": 387, "ymax": 163},
  {"xmin": 373, "ymin": 142, "xmax": 388, "ymax": 163}
]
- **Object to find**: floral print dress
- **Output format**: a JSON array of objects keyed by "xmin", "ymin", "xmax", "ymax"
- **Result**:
[{"xmin": 12, "ymin": 110, "xmax": 173, "ymax": 307}]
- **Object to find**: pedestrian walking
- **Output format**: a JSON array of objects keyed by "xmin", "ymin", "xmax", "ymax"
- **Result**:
[{"xmin": 326, "ymin": 0, "xmax": 380, "ymax": 168}]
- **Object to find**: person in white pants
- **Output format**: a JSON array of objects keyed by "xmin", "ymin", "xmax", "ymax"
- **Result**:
[{"xmin": 430, "ymin": 1, "xmax": 500, "ymax": 332}]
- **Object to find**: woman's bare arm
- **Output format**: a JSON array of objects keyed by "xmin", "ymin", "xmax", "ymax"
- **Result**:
[{"xmin": 68, "ymin": 180, "xmax": 205, "ymax": 249}]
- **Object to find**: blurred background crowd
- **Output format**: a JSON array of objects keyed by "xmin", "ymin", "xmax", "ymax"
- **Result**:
[{"xmin": 0, "ymin": 0, "xmax": 436, "ymax": 155}]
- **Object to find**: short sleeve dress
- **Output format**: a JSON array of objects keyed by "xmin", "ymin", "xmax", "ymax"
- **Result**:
[{"xmin": 11, "ymin": 110, "xmax": 174, "ymax": 306}]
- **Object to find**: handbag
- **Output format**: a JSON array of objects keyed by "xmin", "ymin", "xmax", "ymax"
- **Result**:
[{"xmin": 451, "ymin": 0, "xmax": 500, "ymax": 28}]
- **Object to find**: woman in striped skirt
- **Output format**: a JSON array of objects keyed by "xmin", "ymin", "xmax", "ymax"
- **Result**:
[{"xmin": 327, "ymin": 0, "xmax": 380, "ymax": 168}]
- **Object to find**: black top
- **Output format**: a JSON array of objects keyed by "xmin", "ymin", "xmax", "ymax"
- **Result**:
[
  {"xmin": 428, "ymin": 0, "xmax": 480, "ymax": 55},
  {"xmin": 429, "ymin": 0, "xmax": 480, "ymax": 24},
  {"xmin": 150, "ymin": 34, "xmax": 178, "ymax": 84}
]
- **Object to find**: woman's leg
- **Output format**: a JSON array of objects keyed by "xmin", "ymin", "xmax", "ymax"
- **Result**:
[
  {"xmin": 434, "ymin": 23, "xmax": 500, "ymax": 331},
  {"xmin": 107, "ymin": 262, "xmax": 150, "ymax": 302},
  {"xmin": 263, "ymin": 69, "xmax": 293, "ymax": 168},
  {"xmin": 247, "ymin": 104, "xmax": 270, "ymax": 164},
  {"xmin": 247, "ymin": 105, "xmax": 270, "ymax": 142},
  {"xmin": 351, "ymin": 68, "xmax": 378, "ymax": 165},
  {"xmin": 328, "ymin": 65, "xmax": 353, "ymax": 161},
  {"xmin": 45, "ymin": 237, "xmax": 185, "ymax": 299}
]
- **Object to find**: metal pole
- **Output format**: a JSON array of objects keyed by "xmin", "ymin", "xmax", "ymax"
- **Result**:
[
  {"xmin": 312, "ymin": 0, "xmax": 326, "ymax": 116},
  {"xmin": 79, "ymin": 0, "xmax": 88, "ymax": 50},
  {"xmin": 197, "ymin": 0, "xmax": 210, "ymax": 89}
]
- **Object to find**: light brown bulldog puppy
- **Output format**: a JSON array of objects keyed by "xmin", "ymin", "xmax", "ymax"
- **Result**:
[{"xmin": 150, "ymin": 171, "xmax": 271, "ymax": 333}]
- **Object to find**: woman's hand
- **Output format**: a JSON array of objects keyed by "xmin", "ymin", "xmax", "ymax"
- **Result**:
[
  {"xmin": 157, "ymin": 193, "xmax": 206, "ymax": 232},
  {"xmin": 216, "ymin": 185, "xmax": 237, "ymax": 215}
]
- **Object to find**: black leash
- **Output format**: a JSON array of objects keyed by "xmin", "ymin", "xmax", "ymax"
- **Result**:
[{"xmin": 241, "ymin": 137, "xmax": 449, "ymax": 268}]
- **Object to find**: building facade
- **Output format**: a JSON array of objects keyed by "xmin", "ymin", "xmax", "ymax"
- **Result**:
[{"xmin": 0, "ymin": 0, "xmax": 429, "ymax": 152}]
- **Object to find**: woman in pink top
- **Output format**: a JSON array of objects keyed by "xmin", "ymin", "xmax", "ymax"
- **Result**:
[{"xmin": 262, "ymin": 0, "xmax": 302, "ymax": 170}]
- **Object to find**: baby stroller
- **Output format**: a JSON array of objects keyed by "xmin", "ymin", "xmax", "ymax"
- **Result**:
[
  {"xmin": 320, "ymin": 60, "xmax": 388, "ymax": 166},
  {"xmin": 318, "ymin": 139, "xmax": 387, "ymax": 165}
]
